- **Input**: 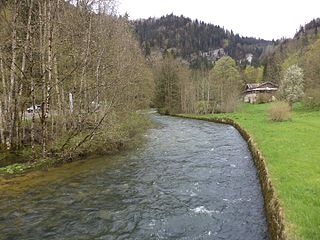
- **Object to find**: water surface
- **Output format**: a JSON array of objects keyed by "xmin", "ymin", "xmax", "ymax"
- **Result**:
[{"xmin": 0, "ymin": 114, "xmax": 268, "ymax": 239}]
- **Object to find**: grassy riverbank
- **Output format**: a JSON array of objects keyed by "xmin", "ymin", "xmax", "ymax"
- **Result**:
[
  {"xmin": 0, "ymin": 112, "xmax": 153, "ymax": 176},
  {"xmin": 182, "ymin": 103, "xmax": 320, "ymax": 240}
]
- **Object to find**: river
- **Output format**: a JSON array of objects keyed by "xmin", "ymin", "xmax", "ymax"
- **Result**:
[{"xmin": 0, "ymin": 113, "xmax": 268, "ymax": 240}]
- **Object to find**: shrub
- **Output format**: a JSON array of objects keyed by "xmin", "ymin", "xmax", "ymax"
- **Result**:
[
  {"xmin": 256, "ymin": 93, "xmax": 271, "ymax": 104},
  {"xmin": 220, "ymin": 95, "xmax": 239, "ymax": 113},
  {"xmin": 268, "ymin": 102, "xmax": 292, "ymax": 122},
  {"xmin": 303, "ymin": 88, "xmax": 320, "ymax": 110}
]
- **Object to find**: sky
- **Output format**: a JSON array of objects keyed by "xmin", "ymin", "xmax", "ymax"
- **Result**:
[{"xmin": 118, "ymin": 0, "xmax": 320, "ymax": 40}]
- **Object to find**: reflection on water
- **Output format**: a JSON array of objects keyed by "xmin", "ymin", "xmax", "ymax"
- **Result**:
[{"xmin": 0, "ymin": 114, "xmax": 268, "ymax": 240}]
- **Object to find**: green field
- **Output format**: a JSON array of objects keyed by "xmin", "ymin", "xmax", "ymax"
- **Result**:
[{"xmin": 183, "ymin": 103, "xmax": 320, "ymax": 239}]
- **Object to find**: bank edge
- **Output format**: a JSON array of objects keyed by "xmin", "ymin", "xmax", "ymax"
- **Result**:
[{"xmin": 173, "ymin": 115, "xmax": 286, "ymax": 240}]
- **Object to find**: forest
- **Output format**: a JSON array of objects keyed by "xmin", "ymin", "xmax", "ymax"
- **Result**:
[
  {"xmin": 0, "ymin": 0, "xmax": 153, "ymax": 166},
  {"xmin": 133, "ymin": 14, "xmax": 272, "ymax": 67}
]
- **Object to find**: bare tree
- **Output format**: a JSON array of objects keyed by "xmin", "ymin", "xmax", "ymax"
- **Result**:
[{"xmin": 0, "ymin": 0, "xmax": 154, "ymax": 161}]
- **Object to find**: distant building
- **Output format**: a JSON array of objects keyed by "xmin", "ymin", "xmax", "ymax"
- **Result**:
[
  {"xmin": 246, "ymin": 53, "xmax": 253, "ymax": 64},
  {"xmin": 244, "ymin": 82, "xmax": 278, "ymax": 103}
]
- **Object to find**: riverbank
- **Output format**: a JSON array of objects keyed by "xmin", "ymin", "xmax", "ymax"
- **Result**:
[
  {"xmin": 181, "ymin": 103, "xmax": 320, "ymax": 240},
  {"xmin": 0, "ymin": 112, "xmax": 153, "ymax": 177}
]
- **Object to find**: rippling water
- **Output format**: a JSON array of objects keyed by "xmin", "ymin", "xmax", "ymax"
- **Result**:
[{"xmin": 0, "ymin": 114, "xmax": 268, "ymax": 240}]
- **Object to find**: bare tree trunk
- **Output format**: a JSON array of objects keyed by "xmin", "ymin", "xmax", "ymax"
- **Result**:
[
  {"xmin": 8, "ymin": 0, "xmax": 19, "ymax": 150},
  {"xmin": 79, "ymin": 13, "xmax": 92, "ymax": 115},
  {"xmin": 0, "ymin": 49, "xmax": 8, "ymax": 143},
  {"xmin": 69, "ymin": 92, "xmax": 74, "ymax": 114},
  {"xmin": 0, "ymin": 49, "xmax": 7, "ymax": 117},
  {"xmin": 0, "ymin": 101, "xmax": 4, "ymax": 145},
  {"xmin": 61, "ymin": 87, "xmax": 67, "ymax": 130},
  {"xmin": 39, "ymin": 0, "xmax": 48, "ymax": 157},
  {"xmin": 54, "ymin": 56, "xmax": 62, "ymax": 115},
  {"xmin": 95, "ymin": 51, "xmax": 103, "ymax": 104},
  {"xmin": 31, "ymin": 70, "xmax": 36, "ymax": 160},
  {"xmin": 207, "ymin": 76, "xmax": 210, "ymax": 113},
  {"xmin": 20, "ymin": 0, "xmax": 33, "ymax": 96},
  {"xmin": 17, "ymin": 0, "xmax": 34, "ymax": 148},
  {"xmin": 46, "ymin": 0, "xmax": 53, "ymax": 147}
]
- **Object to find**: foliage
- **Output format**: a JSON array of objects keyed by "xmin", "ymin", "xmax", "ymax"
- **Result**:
[
  {"xmin": 267, "ymin": 102, "xmax": 292, "ymax": 121},
  {"xmin": 256, "ymin": 93, "xmax": 272, "ymax": 104},
  {"xmin": 262, "ymin": 51, "xmax": 282, "ymax": 84},
  {"xmin": 0, "ymin": 163, "xmax": 32, "ymax": 174},
  {"xmin": 210, "ymin": 56, "xmax": 241, "ymax": 112},
  {"xmin": 302, "ymin": 38, "xmax": 320, "ymax": 90},
  {"xmin": 73, "ymin": 112, "xmax": 153, "ymax": 156},
  {"xmin": 153, "ymin": 54, "xmax": 187, "ymax": 114},
  {"xmin": 243, "ymin": 65, "xmax": 264, "ymax": 84},
  {"xmin": 280, "ymin": 65, "xmax": 304, "ymax": 106},
  {"xmin": 303, "ymin": 89, "xmax": 320, "ymax": 110},
  {"xmin": 0, "ymin": 111, "xmax": 152, "ymax": 174},
  {"xmin": 194, "ymin": 101, "xmax": 212, "ymax": 114},
  {"xmin": 0, "ymin": 1, "xmax": 154, "ymax": 163}
]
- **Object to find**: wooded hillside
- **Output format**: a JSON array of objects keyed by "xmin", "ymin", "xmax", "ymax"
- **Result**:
[
  {"xmin": 262, "ymin": 18, "xmax": 320, "ymax": 109},
  {"xmin": 133, "ymin": 14, "xmax": 272, "ymax": 67}
]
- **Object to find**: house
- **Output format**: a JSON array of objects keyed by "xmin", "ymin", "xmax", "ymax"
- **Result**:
[{"xmin": 244, "ymin": 81, "xmax": 278, "ymax": 103}]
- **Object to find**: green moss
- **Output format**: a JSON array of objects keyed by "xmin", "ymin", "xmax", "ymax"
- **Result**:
[
  {"xmin": 182, "ymin": 103, "xmax": 320, "ymax": 240},
  {"xmin": 0, "ymin": 163, "xmax": 30, "ymax": 174}
]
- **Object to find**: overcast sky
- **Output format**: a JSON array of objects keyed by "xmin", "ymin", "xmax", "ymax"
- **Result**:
[{"xmin": 118, "ymin": 0, "xmax": 320, "ymax": 40}]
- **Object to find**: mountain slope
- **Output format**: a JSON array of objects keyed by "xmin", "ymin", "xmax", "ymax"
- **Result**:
[{"xmin": 132, "ymin": 14, "xmax": 272, "ymax": 67}]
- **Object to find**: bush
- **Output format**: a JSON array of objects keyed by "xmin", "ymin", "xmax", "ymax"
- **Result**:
[
  {"xmin": 303, "ymin": 89, "xmax": 320, "ymax": 110},
  {"xmin": 256, "ymin": 93, "xmax": 272, "ymax": 104},
  {"xmin": 268, "ymin": 102, "xmax": 292, "ymax": 122},
  {"xmin": 195, "ymin": 101, "xmax": 212, "ymax": 114},
  {"xmin": 220, "ymin": 95, "xmax": 239, "ymax": 113}
]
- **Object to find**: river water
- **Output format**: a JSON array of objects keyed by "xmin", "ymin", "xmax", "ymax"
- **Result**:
[{"xmin": 0, "ymin": 113, "xmax": 268, "ymax": 240}]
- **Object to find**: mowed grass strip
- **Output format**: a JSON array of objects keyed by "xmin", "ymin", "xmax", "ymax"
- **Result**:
[{"xmin": 182, "ymin": 103, "xmax": 320, "ymax": 240}]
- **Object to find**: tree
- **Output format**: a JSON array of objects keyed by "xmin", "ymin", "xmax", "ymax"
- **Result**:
[
  {"xmin": 243, "ymin": 65, "xmax": 264, "ymax": 84},
  {"xmin": 263, "ymin": 52, "xmax": 282, "ymax": 84},
  {"xmin": 154, "ymin": 53, "xmax": 185, "ymax": 114},
  {"xmin": 210, "ymin": 56, "xmax": 241, "ymax": 112},
  {"xmin": 280, "ymin": 65, "xmax": 304, "ymax": 108}
]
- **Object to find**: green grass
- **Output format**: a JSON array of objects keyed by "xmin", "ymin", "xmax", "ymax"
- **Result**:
[{"xmin": 182, "ymin": 103, "xmax": 320, "ymax": 240}]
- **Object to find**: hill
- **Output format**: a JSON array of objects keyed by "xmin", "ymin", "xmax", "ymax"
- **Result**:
[{"xmin": 132, "ymin": 14, "xmax": 272, "ymax": 68}]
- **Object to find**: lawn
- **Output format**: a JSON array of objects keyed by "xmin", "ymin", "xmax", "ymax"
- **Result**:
[{"xmin": 182, "ymin": 103, "xmax": 320, "ymax": 240}]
